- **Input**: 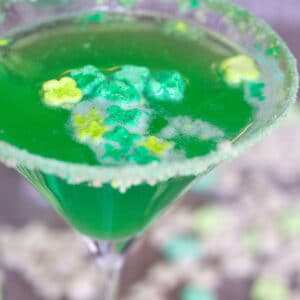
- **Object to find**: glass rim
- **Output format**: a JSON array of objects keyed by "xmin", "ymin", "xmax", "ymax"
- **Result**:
[{"xmin": 0, "ymin": 0, "xmax": 298, "ymax": 188}]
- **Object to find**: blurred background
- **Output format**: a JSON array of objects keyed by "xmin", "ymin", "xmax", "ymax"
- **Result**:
[{"xmin": 0, "ymin": 0, "xmax": 299, "ymax": 299}]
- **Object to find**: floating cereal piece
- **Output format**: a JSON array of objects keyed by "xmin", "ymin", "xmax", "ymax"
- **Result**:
[
  {"xmin": 42, "ymin": 77, "xmax": 83, "ymax": 109},
  {"xmin": 77, "ymin": 121, "xmax": 109, "ymax": 142},
  {"xmin": 102, "ymin": 143, "xmax": 127, "ymax": 162},
  {"xmin": 73, "ymin": 107, "xmax": 104, "ymax": 125},
  {"xmin": 144, "ymin": 71, "xmax": 186, "ymax": 102},
  {"xmin": 105, "ymin": 105, "xmax": 144, "ymax": 127},
  {"xmin": 127, "ymin": 146, "xmax": 159, "ymax": 164},
  {"xmin": 69, "ymin": 65, "xmax": 106, "ymax": 98},
  {"xmin": 112, "ymin": 65, "xmax": 150, "ymax": 92},
  {"xmin": 105, "ymin": 126, "xmax": 141, "ymax": 147},
  {"xmin": 139, "ymin": 136, "xmax": 172, "ymax": 156},
  {"xmin": 96, "ymin": 80, "xmax": 141, "ymax": 104},
  {"xmin": 219, "ymin": 54, "xmax": 260, "ymax": 85},
  {"xmin": 72, "ymin": 108, "xmax": 109, "ymax": 143}
]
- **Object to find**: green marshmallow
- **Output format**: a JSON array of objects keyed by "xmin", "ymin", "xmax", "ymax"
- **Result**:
[
  {"xmin": 127, "ymin": 146, "xmax": 159, "ymax": 165},
  {"xmin": 112, "ymin": 65, "xmax": 150, "ymax": 92},
  {"xmin": 144, "ymin": 71, "xmax": 186, "ymax": 102},
  {"xmin": 105, "ymin": 126, "xmax": 141, "ymax": 147},
  {"xmin": 105, "ymin": 105, "xmax": 143, "ymax": 127},
  {"xmin": 102, "ymin": 143, "xmax": 127, "ymax": 162},
  {"xmin": 96, "ymin": 79, "xmax": 141, "ymax": 104},
  {"xmin": 69, "ymin": 65, "xmax": 106, "ymax": 99}
]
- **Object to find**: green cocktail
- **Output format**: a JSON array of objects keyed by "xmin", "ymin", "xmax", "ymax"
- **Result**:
[
  {"xmin": 0, "ymin": 14, "xmax": 257, "ymax": 239},
  {"xmin": 0, "ymin": 1, "xmax": 297, "ymax": 299}
]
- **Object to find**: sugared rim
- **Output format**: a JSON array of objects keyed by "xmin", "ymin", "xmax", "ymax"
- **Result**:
[{"xmin": 0, "ymin": 0, "xmax": 298, "ymax": 188}]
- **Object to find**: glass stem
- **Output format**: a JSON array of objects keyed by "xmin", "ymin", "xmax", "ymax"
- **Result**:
[{"xmin": 84, "ymin": 238, "xmax": 135, "ymax": 300}]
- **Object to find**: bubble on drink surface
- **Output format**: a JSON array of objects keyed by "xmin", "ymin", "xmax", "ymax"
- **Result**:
[
  {"xmin": 112, "ymin": 65, "xmax": 150, "ymax": 92},
  {"xmin": 160, "ymin": 116, "xmax": 224, "ymax": 140},
  {"xmin": 96, "ymin": 79, "xmax": 141, "ymax": 105},
  {"xmin": 69, "ymin": 65, "xmax": 106, "ymax": 99},
  {"xmin": 144, "ymin": 71, "xmax": 186, "ymax": 102}
]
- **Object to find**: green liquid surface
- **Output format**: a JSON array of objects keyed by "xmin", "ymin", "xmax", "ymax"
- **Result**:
[{"xmin": 0, "ymin": 14, "xmax": 261, "ymax": 239}]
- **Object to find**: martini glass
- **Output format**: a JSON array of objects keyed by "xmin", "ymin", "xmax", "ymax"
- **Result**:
[{"xmin": 0, "ymin": 0, "xmax": 298, "ymax": 299}]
